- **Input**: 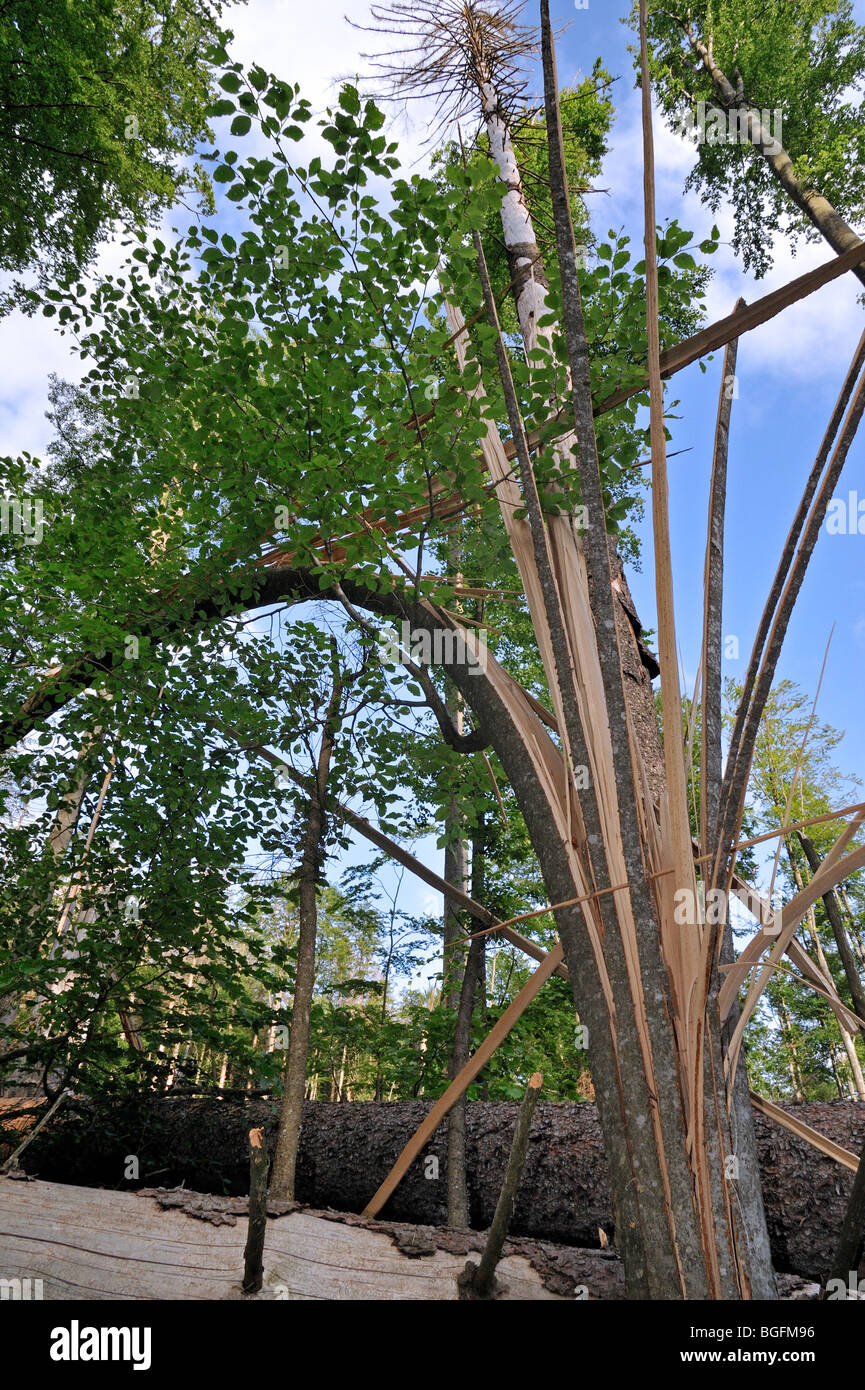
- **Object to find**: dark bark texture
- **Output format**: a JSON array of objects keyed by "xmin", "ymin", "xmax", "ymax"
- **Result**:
[{"xmin": 12, "ymin": 1096, "xmax": 865, "ymax": 1281}]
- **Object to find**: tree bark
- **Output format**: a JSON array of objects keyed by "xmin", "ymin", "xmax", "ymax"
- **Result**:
[
  {"xmin": 826, "ymin": 1127, "xmax": 865, "ymax": 1290},
  {"xmin": 242, "ymin": 1127, "xmax": 269, "ymax": 1294},
  {"xmin": 0, "ymin": 1175, "xmax": 615, "ymax": 1301},
  {"xmin": 269, "ymin": 660, "xmax": 343, "ymax": 1201},
  {"xmin": 701, "ymin": 307, "xmax": 742, "ymax": 852},
  {"xmin": 19, "ymin": 1095, "xmax": 865, "ymax": 1281},
  {"xmin": 447, "ymin": 931, "xmax": 485, "ymax": 1228},
  {"xmin": 447, "ymin": 817, "xmax": 487, "ymax": 1228}
]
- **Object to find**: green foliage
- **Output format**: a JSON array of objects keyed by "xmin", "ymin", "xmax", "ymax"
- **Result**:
[
  {"xmin": 0, "ymin": 58, "xmax": 749, "ymax": 1115},
  {"xmin": 638, "ymin": 0, "xmax": 865, "ymax": 276},
  {"xmin": 0, "ymin": 0, "xmax": 233, "ymax": 312}
]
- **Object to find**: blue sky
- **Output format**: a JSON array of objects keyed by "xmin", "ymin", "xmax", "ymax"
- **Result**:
[{"xmin": 1, "ymin": 0, "xmax": 862, "ymax": 940}]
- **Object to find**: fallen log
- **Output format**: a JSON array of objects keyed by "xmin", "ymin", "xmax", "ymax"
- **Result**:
[
  {"xmin": 0, "ymin": 1175, "xmax": 610, "ymax": 1300},
  {"xmin": 9, "ymin": 1096, "xmax": 865, "ymax": 1280}
]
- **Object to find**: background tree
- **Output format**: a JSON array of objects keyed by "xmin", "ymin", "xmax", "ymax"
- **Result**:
[
  {"xmin": 735, "ymin": 678, "xmax": 865, "ymax": 1101},
  {"xmin": 5, "ymin": 1, "xmax": 865, "ymax": 1301},
  {"xmin": 0, "ymin": 0, "xmax": 238, "ymax": 312},
  {"xmin": 639, "ymin": 0, "xmax": 865, "ymax": 282}
]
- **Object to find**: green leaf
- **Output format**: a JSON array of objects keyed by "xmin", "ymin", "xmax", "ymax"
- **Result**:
[{"xmin": 339, "ymin": 85, "xmax": 361, "ymax": 115}]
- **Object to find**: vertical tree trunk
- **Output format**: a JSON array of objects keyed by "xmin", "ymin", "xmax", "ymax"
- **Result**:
[
  {"xmin": 447, "ymin": 818, "xmax": 488, "ymax": 1226},
  {"xmin": 442, "ymin": 532, "xmax": 468, "ymax": 1013},
  {"xmin": 446, "ymin": 935, "xmax": 485, "ymax": 1228},
  {"xmin": 442, "ymin": 826, "xmax": 468, "ymax": 1009},
  {"xmin": 269, "ymin": 666, "xmax": 343, "ymax": 1202},
  {"xmin": 776, "ymin": 997, "xmax": 806, "ymax": 1100},
  {"xmin": 701, "ymin": 307, "xmax": 742, "ymax": 851},
  {"xmin": 374, "ymin": 940, "xmax": 393, "ymax": 1103},
  {"xmin": 473, "ymin": 820, "xmax": 488, "ymax": 1101},
  {"xmin": 270, "ymin": 778, "xmax": 324, "ymax": 1199},
  {"xmin": 827, "ymin": 1131, "xmax": 865, "ymax": 1288},
  {"xmin": 242, "ymin": 1128, "xmax": 269, "ymax": 1295}
]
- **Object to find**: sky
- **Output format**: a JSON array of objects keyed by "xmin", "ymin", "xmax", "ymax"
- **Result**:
[{"xmin": 2, "ymin": 0, "xmax": 863, "ymax": 935}]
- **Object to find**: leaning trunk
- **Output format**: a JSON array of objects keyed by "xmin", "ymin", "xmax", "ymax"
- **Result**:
[{"xmin": 688, "ymin": 33, "xmax": 865, "ymax": 290}]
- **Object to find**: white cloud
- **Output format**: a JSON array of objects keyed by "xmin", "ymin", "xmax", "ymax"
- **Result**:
[
  {"xmin": 0, "ymin": 310, "xmax": 84, "ymax": 463},
  {"xmin": 225, "ymin": 0, "xmax": 438, "ymax": 167},
  {"xmin": 0, "ymin": 233, "xmax": 136, "ymax": 462},
  {"xmin": 227, "ymin": 0, "xmax": 375, "ymax": 105}
]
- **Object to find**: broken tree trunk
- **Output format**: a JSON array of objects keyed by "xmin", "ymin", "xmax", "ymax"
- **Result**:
[
  {"xmin": 463, "ymin": 1072, "xmax": 542, "ymax": 1297},
  {"xmin": 242, "ymin": 1127, "xmax": 269, "ymax": 1294},
  {"xmin": 269, "ymin": 648, "xmax": 343, "ymax": 1201}
]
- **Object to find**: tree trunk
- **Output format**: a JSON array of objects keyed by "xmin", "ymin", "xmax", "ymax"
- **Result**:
[
  {"xmin": 269, "ymin": 665, "xmax": 343, "ymax": 1201},
  {"xmin": 0, "ymin": 1176, "xmax": 605, "ymax": 1301},
  {"xmin": 447, "ymin": 819, "xmax": 487, "ymax": 1227},
  {"xmin": 791, "ymin": 848, "xmax": 865, "ymax": 1100},
  {"xmin": 446, "ymin": 932, "xmax": 485, "ymax": 1228},
  {"xmin": 777, "ymin": 998, "xmax": 806, "ymax": 1101},
  {"xmin": 270, "ymin": 789, "xmax": 323, "ymax": 1200},
  {"xmin": 688, "ymin": 31, "xmax": 865, "ymax": 290},
  {"xmin": 19, "ymin": 1095, "xmax": 865, "ymax": 1282},
  {"xmin": 455, "ymin": 14, "xmax": 778, "ymax": 1295},
  {"xmin": 442, "ymin": 533, "xmax": 468, "ymax": 1014}
]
